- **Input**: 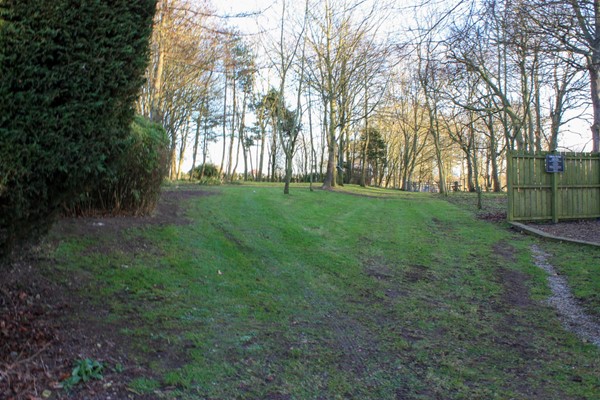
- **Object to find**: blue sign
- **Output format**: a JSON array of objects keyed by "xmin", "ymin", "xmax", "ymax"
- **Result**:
[{"xmin": 545, "ymin": 154, "xmax": 564, "ymax": 173}]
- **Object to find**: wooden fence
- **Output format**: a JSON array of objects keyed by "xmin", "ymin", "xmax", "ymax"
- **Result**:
[{"xmin": 507, "ymin": 152, "xmax": 600, "ymax": 222}]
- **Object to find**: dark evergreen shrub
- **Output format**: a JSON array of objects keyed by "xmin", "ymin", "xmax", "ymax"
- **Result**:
[
  {"xmin": 64, "ymin": 116, "xmax": 169, "ymax": 216},
  {"xmin": 0, "ymin": 0, "xmax": 157, "ymax": 257},
  {"xmin": 189, "ymin": 163, "xmax": 220, "ymax": 180}
]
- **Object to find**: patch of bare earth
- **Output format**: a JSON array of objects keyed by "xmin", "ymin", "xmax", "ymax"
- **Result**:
[
  {"xmin": 492, "ymin": 241, "xmax": 535, "ymax": 310},
  {"xmin": 488, "ymin": 241, "xmax": 560, "ymax": 399},
  {"xmin": 528, "ymin": 219, "xmax": 600, "ymax": 245},
  {"xmin": 0, "ymin": 188, "xmax": 214, "ymax": 400}
]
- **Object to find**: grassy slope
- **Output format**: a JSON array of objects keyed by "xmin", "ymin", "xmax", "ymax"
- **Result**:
[
  {"xmin": 442, "ymin": 190, "xmax": 600, "ymax": 319},
  {"xmin": 51, "ymin": 185, "xmax": 600, "ymax": 399}
]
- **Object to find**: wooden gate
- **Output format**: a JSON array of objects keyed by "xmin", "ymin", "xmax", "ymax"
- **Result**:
[{"xmin": 507, "ymin": 152, "xmax": 600, "ymax": 222}]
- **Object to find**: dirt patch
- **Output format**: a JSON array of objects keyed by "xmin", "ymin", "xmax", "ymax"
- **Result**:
[
  {"xmin": 441, "ymin": 193, "xmax": 507, "ymax": 222},
  {"xmin": 54, "ymin": 189, "xmax": 215, "ymax": 256},
  {"xmin": 492, "ymin": 241, "xmax": 533, "ymax": 309},
  {"xmin": 53, "ymin": 189, "xmax": 215, "ymax": 237},
  {"xmin": 496, "ymin": 267, "xmax": 534, "ymax": 309},
  {"xmin": 363, "ymin": 256, "xmax": 394, "ymax": 281},
  {"xmin": 478, "ymin": 211, "xmax": 507, "ymax": 222},
  {"xmin": 0, "ymin": 188, "xmax": 215, "ymax": 399},
  {"xmin": 384, "ymin": 288, "xmax": 407, "ymax": 300},
  {"xmin": 527, "ymin": 219, "xmax": 600, "ymax": 245},
  {"xmin": 327, "ymin": 310, "xmax": 374, "ymax": 375},
  {"xmin": 443, "ymin": 192, "xmax": 600, "ymax": 245},
  {"xmin": 299, "ymin": 288, "xmax": 394, "ymax": 383},
  {"xmin": 403, "ymin": 264, "xmax": 431, "ymax": 283},
  {"xmin": 0, "ymin": 268, "xmax": 58, "ymax": 399},
  {"xmin": 488, "ymin": 239, "xmax": 544, "ymax": 383},
  {"xmin": 492, "ymin": 241, "xmax": 517, "ymax": 264},
  {"xmin": 0, "ymin": 258, "xmax": 150, "ymax": 400},
  {"xmin": 430, "ymin": 217, "xmax": 455, "ymax": 234}
]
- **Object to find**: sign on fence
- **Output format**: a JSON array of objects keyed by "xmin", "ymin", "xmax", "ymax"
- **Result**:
[
  {"xmin": 545, "ymin": 154, "xmax": 564, "ymax": 173},
  {"xmin": 507, "ymin": 152, "xmax": 600, "ymax": 223}
]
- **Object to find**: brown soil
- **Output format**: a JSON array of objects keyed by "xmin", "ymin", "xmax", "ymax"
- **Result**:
[
  {"xmin": 0, "ymin": 188, "xmax": 214, "ymax": 400},
  {"xmin": 527, "ymin": 219, "xmax": 600, "ymax": 245}
]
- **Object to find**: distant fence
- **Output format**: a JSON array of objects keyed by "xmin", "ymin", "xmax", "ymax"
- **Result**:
[{"xmin": 507, "ymin": 152, "xmax": 600, "ymax": 222}]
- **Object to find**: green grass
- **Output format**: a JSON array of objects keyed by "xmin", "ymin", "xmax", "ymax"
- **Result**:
[
  {"xmin": 440, "ymin": 190, "xmax": 600, "ymax": 319},
  {"xmin": 544, "ymin": 241, "xmax": 600, "ymax": 318},
  {"xmin": 48, "ymin": 184, "xmax": 600, "ymax": 399}
]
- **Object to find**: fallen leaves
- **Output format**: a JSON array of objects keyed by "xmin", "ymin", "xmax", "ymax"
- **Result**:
[{"xmin": 0, "ymin": 288, "xmax": 58, "ymax": 400}]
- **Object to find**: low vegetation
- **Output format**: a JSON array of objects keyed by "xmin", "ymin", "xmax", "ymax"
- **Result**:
[
  {"xmin": 36, "ymin": 184, "xmax": 600, "ymax": 399},
  {"xmin": 63, "ymin": 116, "xmax": 169, "ymax": 217}
]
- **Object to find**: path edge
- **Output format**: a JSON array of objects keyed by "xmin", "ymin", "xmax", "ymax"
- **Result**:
[{"xmin": 508, "ymin": 221, "xmax": 600, "ymax": 247}]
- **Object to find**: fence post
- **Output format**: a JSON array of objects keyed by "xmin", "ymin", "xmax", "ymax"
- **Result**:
[{"xmin": 507, "ymin": 151, "xmax": 513, "ymax": 221}]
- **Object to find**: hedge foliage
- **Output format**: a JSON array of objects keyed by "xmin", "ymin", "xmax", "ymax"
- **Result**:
[
  {"xmin": 64, "ymin": 116, "xmax": 169, "ymax": 217},
  {"xmin": 0, "ymin": 0, "xmax": 156, "ymax": 257},
  {"xmin": 189, "ymin": 163, "xmax": 220, "ymax": 180}
]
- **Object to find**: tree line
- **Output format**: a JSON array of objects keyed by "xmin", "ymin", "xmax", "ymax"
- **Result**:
[{"xmin": 145, "ymin": 0, "xmax": 597, "ymax": 195}]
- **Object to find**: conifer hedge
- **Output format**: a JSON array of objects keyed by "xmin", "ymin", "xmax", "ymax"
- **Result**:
[
  {"xmin": 0, "ymin": 0, "xmax": 157, "ymax": 257},
  {"xmin": 63, "ymin": 116, "xmax": 169, "ymax": 217}
]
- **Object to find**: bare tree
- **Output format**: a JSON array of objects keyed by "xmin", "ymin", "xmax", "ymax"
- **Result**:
[
  {"xmin": 305, "ymin": 0, "xmax": 385, "ymax": 189},
  {"xmin": 137, "ymin": 0, "xmax": 222, "ymax": 179},
  {"xmin": 525, "ymin": 0, "xmax": 600, "ymax": 151}
]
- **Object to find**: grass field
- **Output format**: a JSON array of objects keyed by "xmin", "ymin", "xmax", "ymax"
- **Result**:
[{"xmin": 45, "ymin": 184, "xmax": 600, "ymax": 399}]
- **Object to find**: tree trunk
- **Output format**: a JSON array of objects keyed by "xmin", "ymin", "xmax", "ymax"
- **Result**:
[
  {"xmin": 308, "ymin": 86, "xmax": 316, "ymax": 192},
  {"xmin": 323, "ymin": 141, "xmax": 336, "ymax": 188},
  {"xmin": 589, "ymin": 60, "xmax": 600, "ymax": 152},
  {"xmin": 337, "ymin": 126, "xmax": 345, "ymax": 186},
  {"xmin": 466, "ymin": 150, "xmax": 474, "ymax": 192},
  {"xmin": 270, "ymin": 116, "xmax": 278, "ymax": 182},
  {"xmin": 360, "ymin": 128, "xmax": 369, "ymax": 187},
  {"xmin": 220, "ymin": 74, "xmax": 228, "ymax": 179},
  {"xmin": 360, "ymin": 85, "xmax": 369, "ymax": 187},
  {"xmin": 490, "ymin": 142, "xmax": 501, "ymax": 193},
  {"xmin": 239, "ymin": 94, "xmax": 248, "ymax": 181},
  {"xmin": 200, "ymin": 117, "xmax": 209, "ymax": 181},
  {"xmin": 322, "ymin": 98, "xmax": 337, "ymax": 189},
  {"xmin": 190, "ymin": 111, "xmax": 202, "ymax": 180},
  {"xmin": 231, "ymin": 131, "xmax": 241, "ymax": 182},
  {"xmin": 258, "ymin": 120, "xmax": 266, "ymax": 181},
  {"xmin": 169, "ymin": 129, "xmax": 177, "ymax": 180},
  {"xmin": 226, "ymin": 77, "xmax": 237, "ymax": 181},
  {"xmin": 319, "ymin": 114, "xmax": 326, "ymax": 181},
  {"xmin": 150, "ymin": 0, "xmax": 168, "ymax": 124},
  {"xmin": 283, "ymin": 150, "xmax": 293, "ymax": 194},
  {"xmin": 432, "ymin": 131, "xmax": 447, "ymax": 195}
]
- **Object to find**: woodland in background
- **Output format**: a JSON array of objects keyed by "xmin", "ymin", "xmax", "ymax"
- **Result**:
[{"xmin": 141, "ymin": 0, "xmax": 595, "ymax": 195}]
